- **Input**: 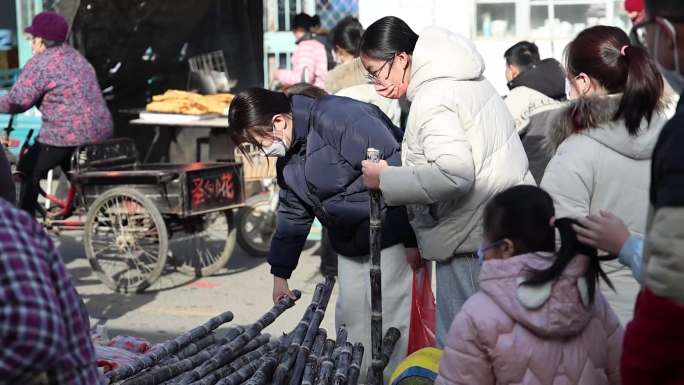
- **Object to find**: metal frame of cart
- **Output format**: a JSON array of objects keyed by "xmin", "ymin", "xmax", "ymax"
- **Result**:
[{"xmin": 71, "ymin": 137, "xmax": 245, "ymax": 293}]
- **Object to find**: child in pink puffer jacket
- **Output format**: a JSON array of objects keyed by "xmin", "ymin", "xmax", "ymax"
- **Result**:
[{"xmin": 435, "ymin": 185, "xmax": 623, "ymax": 385}]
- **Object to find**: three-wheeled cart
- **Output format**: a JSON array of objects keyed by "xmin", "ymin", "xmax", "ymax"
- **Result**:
[{"xmin": 72, "ymin": 138, "xmax": 244, "ymax": 293}]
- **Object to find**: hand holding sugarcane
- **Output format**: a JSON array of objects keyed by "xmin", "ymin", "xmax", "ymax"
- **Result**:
[
  {"xmin": 273, "ymin": 276, "xmax": 298, "ymax": 304},
  {"xmin": 361, "ymin": 159, "xmax": 388, "ymax": 190}
]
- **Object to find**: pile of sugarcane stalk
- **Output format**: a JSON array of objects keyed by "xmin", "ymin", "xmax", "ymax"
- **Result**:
[{"xmin": 107, "ymin": 277, "xmax": 401, "ymax": 385}]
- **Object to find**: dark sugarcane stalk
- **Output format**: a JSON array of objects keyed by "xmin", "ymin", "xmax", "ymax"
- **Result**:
[
  {"xmin": 300, "ymin": 330, "xmax": 328, "ymax": 385},
  {"xmin": 214, "ymin": 357, "xmax": 265, "ymax": 385},
  {"xmin": 176, "ymin": 291, "xmax": 302, "ymax": 385},
  {"xmin": 301, "ymin": 356, "xmax": 318, "ymax": 385},
  {"xmin": 122, "ymin": 327, "xmax": 250, "ymax": 385},
  {"xmin": 314, "ymin": 340, "xmax": 336, "ymax": 385},
  {"xmin": 243, "ymin": 354, "xmax": 280, "ymax": 385},
  {"xmin": 108, "ymin": 311, "xmax": 235, "ymax": 382},
  {"xmin": 158, "ymin": 334, "xmax": 218, "ymax": 365},
  {"xmin": 334, "ymin": 327, "xmax": 348, "ymax": 350},
  {"xmin": 366, "ymin": 147, "xmax": 383, "ymax": 385},
  {"xmin": 278, "ymin": 331, "xmax": 296, "ymax": 352},
  {"xmin": 160, "ymin": 326, "xmax": 243, "ymax": 367},
  {"xmin": 185, "ymin": 337, "xmax": 276, "ymax": 385},
  {"xmin": 238, "ymin": 334, "xmax": 272, "ymax": 356},
  {"xmin": 271, "ymin": 304, "xmax": 316, "ymax": 384},
  {"xmin": 197, "ymin": 333, "xmax": 291, "ymax": 385},
  {"xmin": 288, "ymin": 278, "xmax": 336, "ymax": 385},
  {"xmin": 240, "ymin": 333, "xmax": 295, "ymax": 385},
  {"xmin": 332, "ymin": 342, "xmax": 353, "ymax": 385},
  {"xmin": 379, "ymin": 327, "xmax": 401, "ymax": 371},
  {"xmin": 122, "ymin": 343, "xmax": 220, "ymax": 385},
  {"xmin": 346, "ymin": 343, "xmax": 364, "ymax": 385},
  {"xmin": 170, "ymin": 335, "xmax": 269, "ymax": 385},
  {"xmin": 187, "ymin": 334, "xmax": 273, "ymax": 385},
  {"xmin": 330, "ymin": 327, "xmax": 348, "ymax": 361},
  {"xmin": 274, "ymin": 281, "xmax": 329, "ymax": 385}
]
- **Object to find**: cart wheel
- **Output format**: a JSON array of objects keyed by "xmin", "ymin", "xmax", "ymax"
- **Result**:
[
  {"xmin": 84, "ymin": 187, "xmax": 168, "ymax": 293},
  {"xmin": 236, "ymin": 194, "xmax": 275, "ymax": 258},
  {"xmin": 170, "ymin": 211, "xmax": 236, "ymax": 277}
]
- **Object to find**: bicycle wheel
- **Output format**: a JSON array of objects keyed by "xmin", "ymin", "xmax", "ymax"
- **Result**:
[
  {"xmin": 235, "ymin": 195, "xmax": 274, "ymax": 258},
  {"xmin": 84, "ymin": 187, "xmax": 168, "ymax": 293},
  {"xmin": 170, "ymin": 211, "xmax": 236, "ymax": 277}
]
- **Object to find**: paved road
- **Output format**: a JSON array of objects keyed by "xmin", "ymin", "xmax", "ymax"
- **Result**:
[{"xmin": 55, "ymin": 231, "xmax": 337, "ymax": 343}]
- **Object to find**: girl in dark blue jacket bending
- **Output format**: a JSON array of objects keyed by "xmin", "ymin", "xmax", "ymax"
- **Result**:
[{"xmin": 229, "ymin": 85, "xmax": 416, "ymax": 380}]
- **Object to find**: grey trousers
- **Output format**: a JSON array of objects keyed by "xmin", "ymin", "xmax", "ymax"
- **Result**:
[
  {"xmin": 435, "ymin": 253, "xmax": 480, "ymax": 348},
  {"xmin": 337, "ymin": 244, "xmax": 412, "ymax": 384}
]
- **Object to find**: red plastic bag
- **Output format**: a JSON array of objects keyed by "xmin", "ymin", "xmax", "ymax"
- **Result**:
[{"xmin": 407, "ymin": 267, "xmax": 436, "ymax": 354}]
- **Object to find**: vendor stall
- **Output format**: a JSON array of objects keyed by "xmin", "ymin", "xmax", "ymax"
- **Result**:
[{"xmin": 131, "ymin": 88, "xmax": 235, "ymax": 163}]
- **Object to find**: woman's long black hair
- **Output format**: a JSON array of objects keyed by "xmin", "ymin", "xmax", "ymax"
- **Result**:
[
  {"xmin": 359, "ymin": 16, "xmax": 419, "ymax": 61},
  {"xmin": 227, "ymin": 84, "xmax": 327, "ymax": 151},
  {"xmin": 483, "ymin": 185, "xmax": 614, "ymax": 304}
]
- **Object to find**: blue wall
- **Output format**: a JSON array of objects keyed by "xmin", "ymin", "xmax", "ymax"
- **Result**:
[{"xmin": 0, "ymin": 113, "xmax": 40, "ymax": 155}]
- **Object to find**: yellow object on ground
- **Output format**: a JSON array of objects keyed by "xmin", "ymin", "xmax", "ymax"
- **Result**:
[{"xmin": 389, "ymin": 347, "xmax": 443, "ymax": 385}]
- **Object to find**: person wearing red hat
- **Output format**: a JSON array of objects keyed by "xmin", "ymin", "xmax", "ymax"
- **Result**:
[
  {"xmin": 0, "ymin": 11, "xmax": 113, "ymax": 216},
  {"xmin": 625, "ymin": 0, "xmax": 645, "ymax": 23}
]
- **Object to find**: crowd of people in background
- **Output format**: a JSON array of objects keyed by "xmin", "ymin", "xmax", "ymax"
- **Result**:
[
  {"xmin": 2, "ymin": 0, "xmax": 684, "ymax": 383},
  {"xmin": 251, "ymin": 0, "xmax": 684, "ymax": 384}
]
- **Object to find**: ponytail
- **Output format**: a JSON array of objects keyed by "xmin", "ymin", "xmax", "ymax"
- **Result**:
[
  {"xmin": 616, "ymin": 45, "xmax": 664, "ymax": 135},
  {"xmin": 524, "ymin": 218, "xmax": 615, "ymax": 304},
  {"xmin": 483, "ymin": 186, "xmax": 616, "ymax": 305},
  {"xmin": 228, "ymin": 85, "xmax": 327, "ymax": 149},
  {"xmin": 566, "ymin": 26, "xmax": 663, "ymax": 135},
  {"xmin": 359, "ymin": 16, "xmax": 418, "ymax": 61}
]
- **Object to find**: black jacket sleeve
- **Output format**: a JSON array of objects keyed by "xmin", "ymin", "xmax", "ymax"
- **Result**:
[{"xmin": 268, "ymin": 187, "xmax": 315, "ymax": 279}]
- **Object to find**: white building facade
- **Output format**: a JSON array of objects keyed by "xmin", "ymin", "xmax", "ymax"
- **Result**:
[{"xmin": 358, "ymin": 0, "xmax": 631, "ymax": 94}]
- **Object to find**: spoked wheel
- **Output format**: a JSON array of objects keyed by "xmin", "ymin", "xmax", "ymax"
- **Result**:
[
  {"xmin": 236, "ymin": 194, "xmax": 275, "ymax": 258},
  {"xmin": 84, "ymin": 187, "xmax": 168, "ymax": 293},
  {"xmin": 169, "ymin": 211, "xmax": 236, "ymax": 277}
]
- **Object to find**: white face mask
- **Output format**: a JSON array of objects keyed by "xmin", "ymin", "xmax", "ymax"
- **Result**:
[
  {"xmin": 262, "ymin": 123, "xmax": 290, "ymax": 157},
  {"xmin": 263, "ymin": 140, "xmax": 288, "ymax": 157}
]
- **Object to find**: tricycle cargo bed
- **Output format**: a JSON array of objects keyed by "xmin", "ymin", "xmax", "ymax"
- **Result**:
[{"xmin": 75, "ymin": 162, "xmax": 245, "ymax": 217}]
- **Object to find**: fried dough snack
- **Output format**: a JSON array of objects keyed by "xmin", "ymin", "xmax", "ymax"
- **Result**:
[{"xmin": 146, "ymin": 90, "xmax": 234, "ymax": 115}]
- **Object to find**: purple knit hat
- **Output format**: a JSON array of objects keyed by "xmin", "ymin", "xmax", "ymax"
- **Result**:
[{"xmin": 24, "ymin": 11, "xmax": 69, "ymax": 42}]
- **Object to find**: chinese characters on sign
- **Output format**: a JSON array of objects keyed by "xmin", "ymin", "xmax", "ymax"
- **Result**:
[{"xmin": 191, "ymin": 172, "xmax": 237, "ymax": 210}]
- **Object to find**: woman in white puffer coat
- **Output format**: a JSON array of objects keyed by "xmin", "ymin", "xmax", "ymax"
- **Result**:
[
  {"xmin": 542, "ymin": 25, "xmax": 668, "ymax": 244},
  {"xmin": 540, "ymin": 26, "xmax": 668, "ymax": 321},
  {"xmin": 358, "ymin": 16, "xmax": 533, "ymax": 347}
]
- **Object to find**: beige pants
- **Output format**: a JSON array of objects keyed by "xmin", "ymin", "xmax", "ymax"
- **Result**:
[{"xmin": 336, "ymin": 243, "xmax": 412, "ymax": 385}]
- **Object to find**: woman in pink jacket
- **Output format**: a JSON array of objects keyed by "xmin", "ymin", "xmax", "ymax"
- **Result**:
[
  {"xmin": 435, "ymin": 185, "xmax": 623, "ymax": 385},
  {"xmin": 274, "ymin": 13, "xmax": 328, "ymax": 89}
]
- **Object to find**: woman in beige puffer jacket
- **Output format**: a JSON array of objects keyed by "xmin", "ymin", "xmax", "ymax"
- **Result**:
[
  {"xmin": 359, "ymin": 17, "xmax": 533, "ymax": 347},
  {"xmin": 540, "ymin": 26, "xmax": 668, "ymax": 322}
]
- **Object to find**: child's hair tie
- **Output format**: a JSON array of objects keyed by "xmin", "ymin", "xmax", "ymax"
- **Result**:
[{"xmin": 620, "ymin": 45, "xmax": 629, "ymax": 57}]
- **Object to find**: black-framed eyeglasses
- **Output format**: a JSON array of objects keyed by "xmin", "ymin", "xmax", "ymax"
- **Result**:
[
  {"xmin": 366, "ymin": 56, "xmax": 395, "ymax": 83},
  {"xmin": 630, "ymin": 16, "xmax": 679, "ymax": 50}
]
